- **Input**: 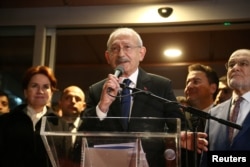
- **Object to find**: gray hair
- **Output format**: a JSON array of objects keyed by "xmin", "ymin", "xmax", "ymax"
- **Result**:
[{"xmin": 106, "ymin": 27, "xmax": 143, "ymax": 49}]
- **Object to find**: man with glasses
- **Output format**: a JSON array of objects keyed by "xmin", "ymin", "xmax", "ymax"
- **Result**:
[
  {"xmin": 81, "ymin": 27, "xmax": 208, "ymax": 167},
  {"xmin": 200, "ymin": 49, "xmax": 250, "ymax": 167}
]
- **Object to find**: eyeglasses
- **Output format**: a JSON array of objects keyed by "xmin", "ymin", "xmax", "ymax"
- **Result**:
[
  {"xmin": 109, "ymin": 45, "xmax": 141, "ymax": 54},
  {"xmin": 225, "ymin": 60, "xmax": 250, "ymax": 70}
]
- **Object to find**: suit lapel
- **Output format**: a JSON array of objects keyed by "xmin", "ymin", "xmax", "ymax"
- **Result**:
[
  {"xmin": 131, "ymin": 68, "xmax": 152, "ymax": 117},
  {"xmin": 136, "ymin": 68, "xmax": 152, "ymax": 90}
]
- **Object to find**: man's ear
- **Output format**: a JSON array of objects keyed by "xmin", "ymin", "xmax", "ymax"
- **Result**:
[
  {"xmin": 210, "ymin": 83, "xmax": 217, "ymax": 94},
  {"xmin": 82, "ymin": 102, "xmax": 86, "ymax": 111},
  {"xmin": 105, "ymin": 51, "xmax": 111, "ymax": 65}
]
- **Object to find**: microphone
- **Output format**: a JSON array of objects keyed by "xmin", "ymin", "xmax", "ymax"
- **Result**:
[
  {"xmin": 107, "ymin": 66, "xmax": 124, "ymax": 92},
  {"xmin": 114, "ymin": 65, "xmax": 124, "ymax": 78}
]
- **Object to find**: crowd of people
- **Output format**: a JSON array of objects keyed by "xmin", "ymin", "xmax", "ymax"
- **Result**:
[{"xmin": 1, "ymin": 27, "xmax": 249, "ymax": 167}]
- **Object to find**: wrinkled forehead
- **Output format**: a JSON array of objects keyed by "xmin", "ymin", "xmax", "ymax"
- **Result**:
[
  {"xmin": 108, "ymin": 34, "xmax": 138, "ymax": 46},
  {"xmin": 229, "ymin": 49, "xmax": 250, "ymax": 60},
  {"xmin": 107, "ymin": 29, "xmax": 142, "ymax": 47},
  {"xmin": 63, "ymin": 88, "xmax": 84, "ymax": 98}
]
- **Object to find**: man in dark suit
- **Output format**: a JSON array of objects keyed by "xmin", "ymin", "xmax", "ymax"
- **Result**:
[
  {"xmin": 59, "ymin": 85, "xmax": 86, "ymax": 133},
  {"xmin": 200, "ymin": 49, "xmax": 250, "ymax": 167},
  {"xmin": 81, "ymin": 27, "xmax": 208, "ymax": 167}
]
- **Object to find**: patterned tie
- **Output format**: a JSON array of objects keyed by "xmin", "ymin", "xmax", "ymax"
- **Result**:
[
  {"xmin": 121, "ymin": 79, "xmax": 131, "ymax": 130},
  {"xmin": 228, "ymin": 97, "xmax": 243, "ymax": 142},
  {"xmin": 68, "ymin": 122, "xmax": 75, "ymax": 131}
]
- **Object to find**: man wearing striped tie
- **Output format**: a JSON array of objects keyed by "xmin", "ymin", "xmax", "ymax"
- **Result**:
[{"xmin": 200, "ymin": 49, "xmax": 250, "ymax": 167}]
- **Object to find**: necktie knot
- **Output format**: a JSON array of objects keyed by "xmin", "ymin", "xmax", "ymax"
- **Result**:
[
  {"xmin": 123, "ymin": 78, "xmax": 131, "ymax": 86},
  {"xmin": 69, "ymin": 123, "xmax": 75, "ymax": 131},
  {"xmin": 233, "ymin": 96, "xmax": 243, "ymax": 105},
  {"xmin": 121, "ymin": 79, "xmax": 131, "ymax": 103},
  {"xmin": 230, "ymin": 96, "xmax": 243, "ymax": 122}
]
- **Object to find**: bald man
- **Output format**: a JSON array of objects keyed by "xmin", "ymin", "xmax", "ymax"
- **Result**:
[{"xmin": 59, "ymin": 86, "xmax": 86, "ymax": 125}]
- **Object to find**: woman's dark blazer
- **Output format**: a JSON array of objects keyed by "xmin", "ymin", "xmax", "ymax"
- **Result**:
[{"xmin": 0, "ymin": 104, "xmax": 68, "ymax": 167}]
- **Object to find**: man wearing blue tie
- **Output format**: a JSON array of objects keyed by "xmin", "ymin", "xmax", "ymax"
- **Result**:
[{"xmin": 82, "ymin": 27, "xmax": 208, "ymax": 167}]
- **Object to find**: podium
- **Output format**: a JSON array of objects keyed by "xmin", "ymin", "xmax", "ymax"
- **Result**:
[{"xmin": 40, "ymin": 117, "xmax": 181, "ymax": 167}]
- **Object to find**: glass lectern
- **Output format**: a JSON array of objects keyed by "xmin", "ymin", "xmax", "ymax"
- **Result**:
[{"xmin": 40, "ymin": 117, "xmax": 181, "ymax": 167}]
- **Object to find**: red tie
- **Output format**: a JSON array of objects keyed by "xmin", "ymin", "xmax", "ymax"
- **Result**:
[{"xmin": 228, "ymin": 97, "xmax": 243, "ymax": 142}]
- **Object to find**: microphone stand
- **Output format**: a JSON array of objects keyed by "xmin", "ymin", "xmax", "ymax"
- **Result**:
[
  {"xmin": 122, "ymin": 84, "xmax": 242, "ymax": 130},
  {"xmin": 121, "ymin": 84, "xmax": 242, "ymax": 167}
]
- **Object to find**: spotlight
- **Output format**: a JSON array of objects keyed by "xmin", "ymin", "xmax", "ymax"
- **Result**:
[{"xmin": 158, "ymin": 7, "xmax": 173, "ymax": 18}]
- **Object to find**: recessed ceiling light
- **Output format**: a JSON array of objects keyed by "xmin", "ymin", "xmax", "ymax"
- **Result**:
[{"xmin": 164, "ymin": 49, "xmax": 182, "ymax": 58}]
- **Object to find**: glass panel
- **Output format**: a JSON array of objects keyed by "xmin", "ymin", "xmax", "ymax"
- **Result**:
[
  {"xmin": 0, "ymin": 26, "xmax": 35, "ymax": 109},
  {"xmin": 41, "ymin": 116, "xmax": 181, "ymax": 167}
]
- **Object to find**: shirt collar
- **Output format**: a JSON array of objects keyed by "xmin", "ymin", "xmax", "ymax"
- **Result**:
[
  {"xmin": 241, "ymin": 91, "xmax": 250, "ymax": 102},
  {"xmin": 231, "ymin": 91, "xmax": 250, "ymax": 103},
  {"xmin": 126, "ymin": 68, "xmax": 139, "ymax": 86},
  {"xmin": 27, "ymin": 105, "xmax": 47, "ymax": 116},
  {"xmin": 73, "ymin": 117, "xmax": 81, "ymax": 128},
  {"xmin": 26, "ymin": 105, "xmax": 47, "ymax": 130}
]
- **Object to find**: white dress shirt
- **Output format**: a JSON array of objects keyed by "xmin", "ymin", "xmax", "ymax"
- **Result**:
[{"xmin": 26, "ymin": 105, "xmax": 47, "ymax": 131}]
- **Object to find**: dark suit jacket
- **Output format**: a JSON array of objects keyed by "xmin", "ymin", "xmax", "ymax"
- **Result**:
[
  {"xmin": 81, "ymin": 68, "xmax": 187, "ymax": 167},
  {"xmin": 0, "ymin": 104, "xmax": 69, "ymax": 167},
  {"xmin": 200, "ymin": 98, "xmax": 250, "ymax": 167}
]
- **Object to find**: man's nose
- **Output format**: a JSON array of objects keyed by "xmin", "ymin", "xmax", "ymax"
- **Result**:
[
  {"xmin": 71, "ymin": 97, "xmax": 77, "ymax": 103},
  {"xmin": 185, "ymin": 82, "xmax": 194, "ymax": 89},
  {"xmin": 117, "ymin": 47, "xmax": 126, "ymax": 56}
]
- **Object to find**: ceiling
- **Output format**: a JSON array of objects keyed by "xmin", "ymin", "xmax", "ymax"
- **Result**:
[
  {"xmin": 0, "ymin": 0, "xmax": 198, "ymax": 8},
  {"xmin": 1, "ymin": 0, "xmax": 250, "ymax": 96}
]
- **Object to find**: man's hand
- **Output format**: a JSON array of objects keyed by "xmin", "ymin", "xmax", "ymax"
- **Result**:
[
  {"xmin": 98, "ymin": 74, "xmax": 120, "ymax": 113},
  {"xmin": 180, "ymin": 131, "xmax": 208, "ymax": 154}
]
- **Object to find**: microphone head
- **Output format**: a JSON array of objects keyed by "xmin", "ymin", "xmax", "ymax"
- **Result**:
[{"xmin": 114, "ymin": 65, "xmax": 124, "ymax": 77}]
